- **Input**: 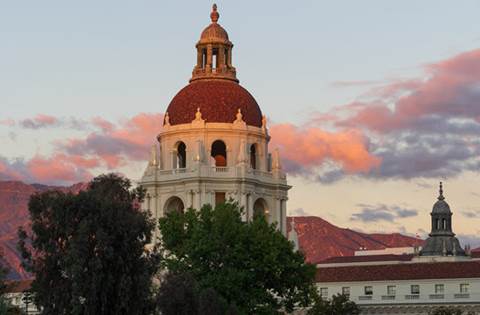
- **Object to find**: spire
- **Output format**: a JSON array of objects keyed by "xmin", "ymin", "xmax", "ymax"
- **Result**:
[
  {"xmin": 210, "ymin": 4, "xmax": 219, "ymax": 23},
  {"xmin": 438, "ymin": 181, "xmax": 445, "ymax": 201}
]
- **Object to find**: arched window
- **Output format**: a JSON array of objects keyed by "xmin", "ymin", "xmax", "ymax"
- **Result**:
[
  {"xmin": 164, "ymin": 196, "xmax": 185, "ymax": 214},
  {"xmin": 211, "ymin": 140, "xmax": 227, "ymax": 167},
  {"xmin": 175, "ymin": 142, "xmax": 186, "ymax": 169},
  {"xmin": 253, "ymin": 198, "xmax": 269, "ymax": 218},
  {"xmin": 436, "ymin": 219, "xmax": 440, "ymax": 230},
  {"xmin": 250, "ymin": 144, "xmax": 257, "ymax": 170},
  {"xmin": 442, "ymin": 218, "xmax": 447, "ymax": 230}
]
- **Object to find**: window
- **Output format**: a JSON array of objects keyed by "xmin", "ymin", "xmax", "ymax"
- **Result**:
[
  {"xmin": 320, "ymin": 287, "xmax": 328, "ymax": 298},
  {"xmin": 460, "ymin": 284, "xmax": 469, "ymax": 293},
  {"xmin": 411, "ymin": 285, "xmax": 420, "ymax": 295},
  {"xmin": 435, "ymin": 284, "xmax": 444, "ymax": 294},
  {"xmin": 215, "ymin": 192, "xmax": 226, "ymax": 206},
  {"xmin": 387, "ymin": 285, "xmax": 396, "ymax": 296},
  {"xmin": 364, "ymin": 286, "xmax": 373, "ymax": 295},
  {"xmin": 211, "ymin": 140, "xmax": 227, "ymax": 167},
  {"xmin": 342, "ymin": 287, "xmax": 350, "ymax": 297},
  {"xmin": 250, "ymin": 144, "xmax": 257, "ymax": 169},
  {"xmin": 175, "ymin": 142, "xmax": 187, "ymax": 169}
]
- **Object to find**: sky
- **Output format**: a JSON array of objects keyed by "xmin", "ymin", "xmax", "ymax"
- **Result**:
[{"xmin": 1, "ymin": 1, "xmax": 480, "ymax": 246}]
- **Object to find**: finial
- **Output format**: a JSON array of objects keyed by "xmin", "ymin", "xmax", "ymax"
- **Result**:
[
  {"xmin": 210, "ymin": 4, "xmax": 219, "ymax": 23},
  {"xmin": 438, "ymin": 181, "xmax": 445, "ymax": 200}
]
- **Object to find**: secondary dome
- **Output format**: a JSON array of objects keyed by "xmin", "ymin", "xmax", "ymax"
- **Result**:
[{"xmin": 164, "ymin": 80, "xmax": 263, "ymax": 127}]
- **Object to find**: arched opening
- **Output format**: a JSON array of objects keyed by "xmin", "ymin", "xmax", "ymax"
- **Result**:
[
  {"xmin": 175, "ymin": 142, "xmax": 186, "ymax": 169},
  {"xmin": 253, "ymin": 198, "xmax": 269, "ymax": 219},
  {"xmin": 250, "ymin": 144, "xmax": 257, "ymax": 170},
  {"xmin": 442, "ymin": 218, "xmax": 447, "ymax": 230},
  {"xmin": 164, "ymin": 196, "xmax": 185, "ymax": 214},
  {"xmin": 436, "ymin": 219, "xmax": 441, "ymax": 230},
  {"xmin": 211, "ymin": 140, "xmax": 227, "ymax": 167}
]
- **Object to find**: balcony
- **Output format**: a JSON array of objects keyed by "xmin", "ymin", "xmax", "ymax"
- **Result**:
[
  {"xmin": 454, "ymin": 293, "xmax": 470, "ymax": 299},
  {"xmin": 144, "ymin": 165, "xmax": 286, "ymax": 184},
  {"xmin": 405, "ymin": 294, "xmax": 420, "ymax": 300},
  {"xmin": 429, "ymin": 294, "xmax": 444, "ymax": 299}
]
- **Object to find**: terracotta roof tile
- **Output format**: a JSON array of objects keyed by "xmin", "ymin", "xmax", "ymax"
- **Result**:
[
  {"xmin": 316, "ymin": 261, "xmax": 480, "ymax": 283},
  {"xmin": 165, "ymin": 80, "xmax": 262, "ymax": 127}
]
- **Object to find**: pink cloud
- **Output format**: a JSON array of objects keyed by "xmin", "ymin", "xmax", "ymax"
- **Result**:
[
  {"xmin": 20, "ymin": 114, "xmax": 58, "ymax": 129},
  {"xmin": 0, "ymin": 119, "xmax": 15, "ymax": 127},
  {"xmin": 270, "ymin": 123, "xmax": 381, "ymax": 174},
  {"xmin": 26, "ymin": 154, "xmax": 93, "ymax": 183},
  {"xmin": 338, "ymin": 49, "xmax": 480, "ymax": 133}
]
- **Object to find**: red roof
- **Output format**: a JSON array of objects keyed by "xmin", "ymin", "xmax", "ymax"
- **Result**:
[
  {"xmin": 318, "ymin": 254, "xmax": 414, "ymax": 264},
  {"xmin": 316, "ymin": 261, "xmax": 480, "ymax": 283},
  {"xmin": 165, "ymin": 80, "xmax": 262, "ymax": 127}
]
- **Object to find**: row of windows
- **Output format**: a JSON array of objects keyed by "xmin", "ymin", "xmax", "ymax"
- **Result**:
[
  {"xmin": 173, "ymin": 141, "xmax": 259, "ymax": 169},
  {"xmin": 319, "ymin": 283, "xmax": 470, "ymax": 297}
]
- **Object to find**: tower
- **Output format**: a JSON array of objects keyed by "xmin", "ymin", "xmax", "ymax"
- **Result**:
[
  {"xmin": 140, "ymin": 5, "xmax": 290, "ymax": 239},
  {"xmin": 419, "ymin": 182, "xmax": 466, "ymax": 258}
]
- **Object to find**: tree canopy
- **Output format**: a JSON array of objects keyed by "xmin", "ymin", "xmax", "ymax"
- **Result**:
[
  {"xmin": 18, "ymin": 174, "xmax": 157, "ymax": 315},
  {"xmin": 307, "ymin": 294, "xmax": 360, "ymax": 315},
  {"xmin": 157, "ymin": 202, "xmax": 317, "ymax": 314}
]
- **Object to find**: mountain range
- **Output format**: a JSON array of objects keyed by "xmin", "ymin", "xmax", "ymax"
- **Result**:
[{"xmin": 1, "ymin": 180, "xmax": 423, "ymax": 279}]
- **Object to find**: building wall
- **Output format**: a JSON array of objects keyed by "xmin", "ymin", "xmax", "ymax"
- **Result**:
[
  {"xmin": 316, "ymin": 278, "xmax": 480, "ymax": 314},
  {"xmin": 140, "ymin": 121, "xmax": 290, "ymax": 241}
]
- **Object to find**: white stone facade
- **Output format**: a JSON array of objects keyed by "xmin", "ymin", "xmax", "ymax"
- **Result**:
[{"xmin": 139, "ymin": 116, "xmax": 291, "ymax": 241}]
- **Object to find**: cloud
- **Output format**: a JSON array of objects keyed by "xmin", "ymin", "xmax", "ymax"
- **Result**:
[
  {"xmin": 351, "ymin": 203, "xmax": 419, "ymax": 223},
  {"xmin": 289, "ymin": 208, "xmax": 311, "ymax": 216},
  {"xmin": 269, "ymin": 123, "xmax": 381, "ymax": 178},
  {"xmin": 297, "ymin": 48, "xmax": 480, "ymax": 182},
  {"xmin": 0, "ymin": 119, "xmax": 15, "ymax": 127},
  {"xmin": 20, "ymin": 114, "xmax": 58, "ymax": 129},
  {"xmin": 1, "ymin": 113, "xmax": 163, "ymax": 185},
  {"xmin": 461, "ymin": 210, "xmax": 480, "ymax": 219},
  {"xmin": 58, "ymin": 113, "xmax": 163, "ymax": 168}
]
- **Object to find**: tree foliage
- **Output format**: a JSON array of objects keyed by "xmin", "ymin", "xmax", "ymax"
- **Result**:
[
  {"xmin": 157, "ymin": 202, "xmax": 316, "ymax": 314},
  {"xmin": 430, "ymin": 307, "xmax": 469, "ymax": 315},
  {"xmin": 307, "ymin": 294, "xmax": 360, "ymax": 315},
  {"xmin": 155, "ymin": 272, "xmax": 233, "ymax": 315},
  {"xmin": 18, "ymin": 174, "xmax": 157, "ymax": 315}
]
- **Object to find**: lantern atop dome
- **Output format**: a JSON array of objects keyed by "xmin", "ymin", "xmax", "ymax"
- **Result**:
[{"xmin": 191, "ymin": 4, "xmax": 238, "ymax": 83}]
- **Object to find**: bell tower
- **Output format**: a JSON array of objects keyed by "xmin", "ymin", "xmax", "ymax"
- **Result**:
[{"xmin": 139, "ymin": 5, "xmax": 291, "ymax": 240}]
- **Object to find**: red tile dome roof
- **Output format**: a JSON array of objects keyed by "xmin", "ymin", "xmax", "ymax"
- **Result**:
[{"xmin": 165, "ymin": 80, "xmax": 262, "ymax": 127}]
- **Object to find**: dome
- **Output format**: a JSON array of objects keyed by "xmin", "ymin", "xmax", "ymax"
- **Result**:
[
  {"xmin": 199, "ymin": 23, "xmax": 229, "ymax": 44},
  {"xmin": 165, "ymin": 80, "xmax": 263, "ymax": 127},
  {"xmin": 432, "ymin": 199, "xmax": 451, "ymax": 214},
  {"xmin": 198, "ymin": 4, "xmax": 230, "ymax": 45},
  {"xmin": 432, "ymin": 182, "xmax": 451, "ymax": 214}
]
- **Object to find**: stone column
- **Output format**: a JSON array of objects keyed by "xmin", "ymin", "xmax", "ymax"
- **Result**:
[
  {"xmin": 246, "ymin": 193, "xmax": 253, "ymax": 221},
  {"xmin": 206, "ymin": 44, "xmax": 213, "ymax": 73},
  {"xmin": 240, "ymin": 193, "xmax": 247, "ymax": 221},
  {"xmin": 227, "ymin": 47, "xmax": 232, "ymax": 67},
  {"xmin": 281, "ymin": 199, "xmax": 287, "ymax": 236},
  {"xmin": 197, "ymin": 48, "xmax": 203, "ymax": 68}
]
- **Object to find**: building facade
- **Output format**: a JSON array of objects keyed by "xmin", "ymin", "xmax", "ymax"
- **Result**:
[
  {"xmin": 314, "ymin": 184, "xmax": 480, "ymax": 315},
  {"xmin": 139, "ymin": 5, "xmax": 290, "ymax": 239}
]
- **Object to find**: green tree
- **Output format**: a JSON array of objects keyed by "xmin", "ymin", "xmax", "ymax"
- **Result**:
[
  {"xmin": 157, "ymin": 202, "xmax": 316, "ymax": 314},
  {"xmin": 429, "ymin": 307, "xmax": 464, "ymax": 315},
  {"xmin": 307, "ymin": 294, "xmax": 360, "ymax": 315},
  {"xmin": 155, "ymin": 272, "xmax": 234, "ymax": 315},
  {"xmin": 18, "ymin": 174, "xmax": 157, "ymax": 315}
]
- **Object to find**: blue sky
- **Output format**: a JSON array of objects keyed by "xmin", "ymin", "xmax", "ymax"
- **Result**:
[{"xmin": 1, "ymin": 1, "xmax": 480, "ymax": 245}]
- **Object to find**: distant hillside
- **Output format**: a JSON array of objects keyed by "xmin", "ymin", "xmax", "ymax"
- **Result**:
[
  {"xmin": 287, "ymin": 216, "xmax": 424, "ymax": 264},
  {"xmin": 0, "ymin": 181, "xmax": 87, "ymax": 279},
  {"xmin": 0, "ymin": 180, "xmax": 423, "ymax": 279}
]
